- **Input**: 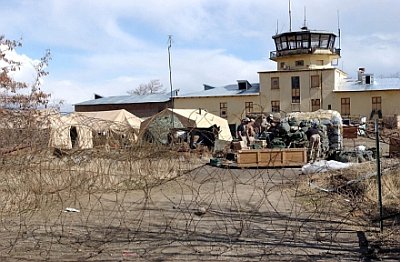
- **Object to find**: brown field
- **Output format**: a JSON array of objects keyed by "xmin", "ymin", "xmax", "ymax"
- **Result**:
[{"xmin": 0, "ymin": 134, "xmax": 399, "ymax": 261}]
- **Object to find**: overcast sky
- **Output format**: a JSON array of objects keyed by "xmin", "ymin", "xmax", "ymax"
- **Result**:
[{"xmin": 1, "ymin": 0, "xmax": 399, "ymax": 105}]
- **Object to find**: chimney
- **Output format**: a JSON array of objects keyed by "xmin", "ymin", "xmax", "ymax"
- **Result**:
[{"xmin": 358, "ymin": 67, "xmax": 365, "ymax": 82}]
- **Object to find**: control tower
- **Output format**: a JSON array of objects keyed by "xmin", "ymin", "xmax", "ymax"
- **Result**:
[{"xmin": 270, "ymin": 28, "xmax": 341, "ymax": 70}]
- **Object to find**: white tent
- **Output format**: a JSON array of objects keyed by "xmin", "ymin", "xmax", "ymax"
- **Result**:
[
  {"xmin": 70, "ymin": 109, "xmax": 143, "ymax": 143},
  {"xmin": 76, "ymin": 109, "xmax": 142, "ymax": 130},
  {"xmin": 48, "ymin": 114, "xmax": 93, "ymax": 150}
]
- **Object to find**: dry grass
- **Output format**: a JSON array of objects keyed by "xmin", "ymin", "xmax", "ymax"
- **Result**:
[
  {"xmin": 0, "ymin": 112, "xmax": 400, "ymax": 260},
  {"xmin": 0, "ymin": 145, "xmax": 205, "ymax": 215}
]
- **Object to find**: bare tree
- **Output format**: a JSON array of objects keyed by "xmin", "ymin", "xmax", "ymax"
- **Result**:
[
  {"xmin": 0, "ymin": 35, "xmax": 51, "ymax": 109},
  {"xmin": 128, "ymin": 79, "xmax": 165, "ymax": 96}
]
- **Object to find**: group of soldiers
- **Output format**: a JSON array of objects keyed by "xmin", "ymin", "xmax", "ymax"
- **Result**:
[
  {"xmin": 236, "ymin": 114, "xmax": 323, "ymax": 161},
  {"xmin": 236, "ymin": 114, "xmax": 276, "ymax": 146}
]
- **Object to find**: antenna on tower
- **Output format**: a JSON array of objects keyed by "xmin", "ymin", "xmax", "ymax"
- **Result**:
[
  {"xmin": 276, "ymin": 19, "xmax": 279, "ymax": 34},
  {"xmin": 288, "ymin": 0, "xmax": 292, "ymax": 32},
  {"xmin": 337, "ymin": 10, "xmax": 341, "ymax": 51},
  {"xmin": 301, "ymin": 6, "xmax": 308, "ymax": 30}
]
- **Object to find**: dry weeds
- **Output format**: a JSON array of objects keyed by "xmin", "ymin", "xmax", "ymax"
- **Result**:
[{"xmin": 0, "ymin": 112, "xmax": 399, "ymax": 261}]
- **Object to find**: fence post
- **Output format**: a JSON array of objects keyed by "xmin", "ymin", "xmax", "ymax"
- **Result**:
[{"xmin": 375, "ymin": 119, "xmax": 383, "ymax": 232}]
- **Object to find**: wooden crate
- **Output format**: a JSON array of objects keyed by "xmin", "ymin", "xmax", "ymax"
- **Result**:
[
  {"xmin": 236, "ymin": 148, "xmax": 307, "ymax": 168},
  {"xmin": 343, "ymin": 126, "xmax": 358, "ymax": 139}
]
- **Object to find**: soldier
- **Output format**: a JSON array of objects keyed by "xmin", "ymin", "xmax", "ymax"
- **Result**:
[
  {"xmin": 237, "ymin": 118, "xmax": 249, "ymax": 144},
  {"xmin": 306, "ymin": 123, "xmax": 321, "ymax": 161},
  {"xmin": 246, "ymin": 118, "xmax": 256, "ymax": 145}
]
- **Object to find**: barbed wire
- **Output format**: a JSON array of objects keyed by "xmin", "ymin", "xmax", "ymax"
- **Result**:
[{"xmin": 0, "ymin": 110, "xmax": 398, "ymax": 261}]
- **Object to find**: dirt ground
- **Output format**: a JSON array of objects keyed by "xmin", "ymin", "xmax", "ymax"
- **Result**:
[{"xmin": 0, "ymin": 135, "xmax": 398, "ymax": 261}]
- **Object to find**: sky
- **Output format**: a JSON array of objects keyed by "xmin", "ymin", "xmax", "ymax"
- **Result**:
[{"xmin": 1, "ymin": 0, "xmax": 400, "ymax": 106}]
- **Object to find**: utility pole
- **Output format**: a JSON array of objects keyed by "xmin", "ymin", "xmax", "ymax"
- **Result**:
[{"xmin": 168, "ymin": 35, "xmax": 174, "ymax": 127}]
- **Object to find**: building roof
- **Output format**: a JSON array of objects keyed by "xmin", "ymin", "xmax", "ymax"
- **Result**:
[
  {"xmin": 176, "ymin": 82, "xmax": 260, "ymax": 98},
  {"xmin": 75, "ymin": 92, "xmax": 172, "ymax": 106},
  {"xmin": 335, "ymin": 77, "xmax": 400, "ymax": 92},
  {"xmin": 272, "ymin": 29, "xmax": 338, "ymax": 38}
]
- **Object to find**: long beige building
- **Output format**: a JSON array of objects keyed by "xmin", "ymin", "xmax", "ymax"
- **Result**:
[
  {"xmin": 173, "ymin": 81, "xmax": 262, "ymax": 134},
  {"xmin": 173, "ymin": 25, "xmax": 400, "ymax": 134}
]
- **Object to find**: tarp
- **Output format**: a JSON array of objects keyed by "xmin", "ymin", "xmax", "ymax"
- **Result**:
[
  {"xmin": 286, "ymin": 109, "xmax": 343, "ymax": 127},
  {"xmin": 301, "ymin": 160, "xmax": 354, "ymax": 175},
  {"xmin": 76, "ymin": 109, "xmax": 142, "ymax": 130},
  {"xmin": 140, "ymin": 108, "xmax": 233, "ymax": 144}
]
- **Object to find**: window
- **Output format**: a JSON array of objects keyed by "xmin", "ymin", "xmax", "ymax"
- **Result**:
[
  {"xmin": 341, "ymin": 98, "xmax": 350, "ymax": 116},
  {"xmin": 372, "ymin": 96, "xmax": 382, "ymax": 111},
  {"xmin": 311, "ymin": 34, "xmax": 320, "ymax": 48},
  {"xmin": 288, "ymin": 35, "xmax": 296, "ymax": 49},
  {"xmin": 320, "ymin": 35, "xmax": 330, "ymax": 48},
  {"xmin": 311, "ymin": 99, "xmax": 320, "ymax": 112},
  {"xmin": 220, "ymin": 102, "xmax": 227, "ymax": 118},
  {"xmin": 238, "ymin": 82, "xmax": 246, "ymax": 90},
  {"xmin": 280, "ymin": 62, "xmax": 286, "ymax": 69},
  {"xmin": 291, "ymin": 76, "xmax": 300, "ymax": 103},
  {"xmin": 295, "ymin": 60, "xmax": 304, "ymax": 67},
  {"xmin": 245, "ymin": 102, "xmax": 253, "ymax": 114},
  {"xmin": 301, "ymin": 34, "xmax": 310, "ymax": 48},
  {"xmin": 311, "ymin": 75, "xmax": 320, "ymax": 88},
  {"xmin": 271, "ymin": 101, "xmax": 280, "ymax": 113},
  {"xmin": 271, "ymin": 77, "xmax": 280, "ymax": 89}
]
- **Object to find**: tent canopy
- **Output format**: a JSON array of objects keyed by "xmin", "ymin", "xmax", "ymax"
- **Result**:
[
  {"xmin": 141, "ymin": 108, "xmax": 233, "ymax": 143},
  {"xmin": 75, "ymin": 109, "xmax": 142, "ymax": 130}
]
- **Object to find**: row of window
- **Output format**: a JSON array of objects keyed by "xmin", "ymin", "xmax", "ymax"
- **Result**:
[
  {"xmin": 220, "ymin": 96, "xmax": 382, "ymax": 118},
  {"xmin": 271, "ymin": 75, "xmax": 320, "ymax": 90},
  {"xmin": 341, "ymin": 97, "xmax": 382, "ymax": 116},
  {"xmin": 220, "ymin": 102, "xmax": 254, "ymax": 118},
  {"xmin": 219, "ymin": 99, "xmax": 321, "ymax": 118},
  {"xmin": 280, "ymin": 60, "xmax": 325, "ymax": 70},
  {"xmin": 272, "ymin": 75, "xmax": 320, "ymax": 104},
  {"xmin": 274, "ymin": 33, "xmax": 335, "ymax": 52}
]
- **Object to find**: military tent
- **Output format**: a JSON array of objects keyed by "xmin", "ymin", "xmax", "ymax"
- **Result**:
[
  {"xmin": 48, "ymin": 114, "xmax": 93, "ymax": 150},
  {"xmin": 75, "ymin": 109, "xmax": 142, "ymax": 130},
  {"xmin": 140, "ymin": 108, "xmax": 232, "ymax": 145},
  {"xmin": 72, "ymin": 109, "xmax": 142, "ymax": 143}
]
